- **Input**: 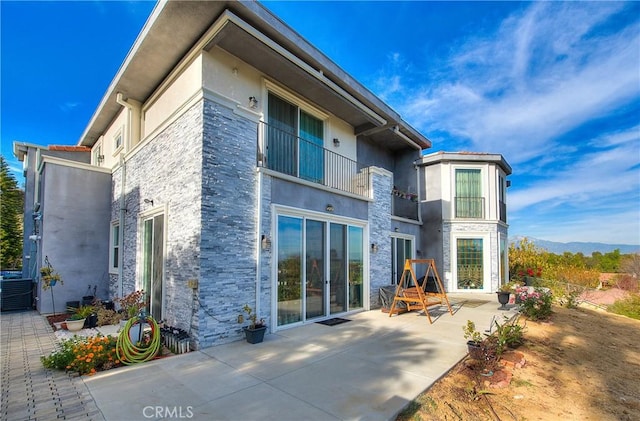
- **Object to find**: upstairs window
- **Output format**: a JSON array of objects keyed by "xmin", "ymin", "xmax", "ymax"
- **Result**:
[
  {"xmin": 455, "ymin": 169, "xmax": 483, "ymax": 218},
  {"xmin": 266, "ymin": 93, "xmax": 324, "ymax": 183}
]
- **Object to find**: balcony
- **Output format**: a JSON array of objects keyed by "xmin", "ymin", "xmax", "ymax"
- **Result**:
[
  {"xmin": 454, "ymin": 197, "xmax": 485, "ymax": 219},
  {"xmin": 257, "ymin": 122, "xmax": 370, "ymax": 197}
]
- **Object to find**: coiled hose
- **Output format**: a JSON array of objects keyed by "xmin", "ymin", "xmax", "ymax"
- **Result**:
[{"xmin": 116, "ymin": 314, "xmax": 161, "ymax": 365}]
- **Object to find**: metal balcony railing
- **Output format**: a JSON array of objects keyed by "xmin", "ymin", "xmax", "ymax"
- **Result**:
[
  {"xmin": 454, "ymin": 197, "xmax": 485, "ymax": 219},
  {"xmin": 257, "ymin": 122, "xmax": 370, "ymax": 197}
]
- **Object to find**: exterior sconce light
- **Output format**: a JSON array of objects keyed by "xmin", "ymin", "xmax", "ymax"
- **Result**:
[
  {"xmin": 97, "ymin": 155, "xmax": 105, "ymax": 165},
  {"xmin": 326, "ymin": 204, "xmax": 335, "ymax": 212},
  {"xmin": 144, "ymin": 199, "xmax": 154, "ymax": 206},
  {"xmin": 394, "ymin": 227, "xmax": 399, "ymax": 232},
  {"xmin": 333, "ymin": 138, "xmax": 340, "ymax": 147},
  {"xmin": 371, "ymin": 243, "xmax": 378, "ymax": 253},
  {"xmin": 261, "ymin": 234, "xmax": 271, "ymax": 251},
  {"xmin": 249, "ymin": 96, "xmax": 258, "ymax": 109}
]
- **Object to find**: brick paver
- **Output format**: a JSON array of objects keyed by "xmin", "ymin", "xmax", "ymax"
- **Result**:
[{"xmin": 1, "ymin": 311, "xmax": 105, "ymax": 420}]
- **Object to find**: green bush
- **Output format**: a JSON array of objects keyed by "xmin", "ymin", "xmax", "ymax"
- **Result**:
[
  {"xmin": 608, "ymin": 294, "xmax": 640, "ymax": 320},
  {"xmin": 41, "ymin": 336, "xmax": 81, "ymax": 370},
  {"xmin": 517, "ymin": 287, "xmax": 553, "ymax": 321}
]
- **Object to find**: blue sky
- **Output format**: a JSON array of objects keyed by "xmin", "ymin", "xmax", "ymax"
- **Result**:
[{"xmin": 2, "ymin": 1, "xmax": 639, "ymax": 246}]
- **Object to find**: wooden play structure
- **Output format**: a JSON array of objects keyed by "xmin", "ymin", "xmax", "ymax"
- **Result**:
[{"xmin": 388, "ymin": 259, "xmax": 453, "ymax": 324}]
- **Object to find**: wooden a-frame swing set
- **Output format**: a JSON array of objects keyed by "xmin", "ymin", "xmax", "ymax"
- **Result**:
[{"xmin": 388, "ymin": 259, "xmax": 453, "ymax": 324}]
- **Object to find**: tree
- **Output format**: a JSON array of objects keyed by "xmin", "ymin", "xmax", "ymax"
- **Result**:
[{"xmin": 0, "ymin": 156, "xmax": 24, "ymax": 269}]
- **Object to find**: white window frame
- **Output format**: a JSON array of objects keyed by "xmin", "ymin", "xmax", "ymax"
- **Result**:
[
  {"xmin": 451, "ymin": 231, "xmax": 491, "ymax": 293},
  {"xmin": 93, "ymin": 139, "xmax": 104, "ymax": 166},
  {"xmin": 109, "ymin": 221, "xmax": 119, "ymax": 274},
  {"xmin": 390, "ymin": 233, "xmax": 415, "ymax": 285},
  {"xmin": 136, "ymin": 204, "xmax": 168, "ymax": 319},
  {"xmin": 113, "ymin": 128, "xmax": 123, "ymax": 156},
  {"xmin": 451, "ymin": 164, "xmax": 487, "ymax": 220},
  {"xmin": 271, "ymin": 204, "xmax": 369, "ymax": 331}
]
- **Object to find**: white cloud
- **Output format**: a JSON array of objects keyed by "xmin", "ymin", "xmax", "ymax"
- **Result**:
[{"xmin": 376, "ymin": 2, "xmax": 640, "ymax": 244}]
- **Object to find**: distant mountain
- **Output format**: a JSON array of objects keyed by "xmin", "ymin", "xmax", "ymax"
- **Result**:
[{"xmin": 510, "ymin": 236, "xmax": 640, "ymax": 255}]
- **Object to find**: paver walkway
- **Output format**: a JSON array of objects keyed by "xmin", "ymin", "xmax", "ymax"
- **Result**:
[{"xmin": 0, "ymin": 311, "xmax": 104, "ymax": 420}]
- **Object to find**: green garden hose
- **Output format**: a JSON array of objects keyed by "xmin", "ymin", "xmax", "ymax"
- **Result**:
[{"xmin": 116, "ymin": 314, "xmax": 161, "ymax": 365}]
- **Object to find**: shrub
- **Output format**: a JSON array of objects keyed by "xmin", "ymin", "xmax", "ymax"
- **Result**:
[
  {"xmin": 96, "ymin": 306, "xmax": 122, "ymax": 326},
  {"xmin": 41, "ymin": 336, "xmax": 81, "ymax": 370},
  {"xmin": 608, "ymin": 294, "xmax": 640, "ymax": 320},
  {"xmin": 517, "ymin": 287, "xmax": 553, "ymax": 321},
  {"xmin": 493, "ymin": 316, "xmax": 525, "ymax": 354},
  {"xmin": 41, "ymin": 335, "xmax": 121, "ymax": 376}
]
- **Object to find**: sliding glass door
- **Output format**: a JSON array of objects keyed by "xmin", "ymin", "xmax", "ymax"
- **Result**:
[{"xmin": 276, "ymin": 214, "xmax": 364, "ymax": 327}]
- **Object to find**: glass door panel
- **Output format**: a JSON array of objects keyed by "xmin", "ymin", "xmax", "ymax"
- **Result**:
[
  {"xmin": 142, "ymin": 214, "xmax": 164, "ymax": 320},
  {"xmin": 348, "ymin": 226, "xmax": 363, "ymax": 310},
  {"xmin": 305, "ymin": 220, "xmax": 325, "ymax": 319},
  {"xmin": 329, "ymin": 223, "xmax": 347, "ymax": 314},
  {"xmin": 277, "ymin": 216, "xmax": 303, "ymax": 326}
]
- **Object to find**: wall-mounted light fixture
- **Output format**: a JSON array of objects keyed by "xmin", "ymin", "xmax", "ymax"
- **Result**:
[
  {"xmin": 333, "ymin": 138, "xmax": 340, "ymax": 147},
  {"xmin": 97, "ymin": 155, "xmax": 105, "ymax": 165},
  {"xmin": 144, "ymin": 199, "xmax": 154, "ymax": 206},
  {"xmin": 394, "ymin": 227, "xmax": 399, "ymax": 232},
  {"xmin": 326, "ymin": 204, "xmax": 335, "ymax": 212},
  {"xmin": 371, "ymin": 243, "xmax": 379, "ymax": 253},
  {"xmin": 261, "ymin": 234, "xmax": 271, "ymax": 251},
  {"xmin": 249, "ymin": 96, "xmax": 258, "ymax": 109}
]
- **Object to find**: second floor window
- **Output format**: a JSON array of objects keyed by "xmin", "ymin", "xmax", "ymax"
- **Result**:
[
  {"xmin": 455, "ymin": 169, "xmax": 483, "ymax": 218},
  {"xmin": 267, "ymin": 93, "xmax": 324, "ymax": 183}
]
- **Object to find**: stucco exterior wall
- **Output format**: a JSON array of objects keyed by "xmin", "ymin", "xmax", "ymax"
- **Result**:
[
  {"xmin": 143, "ymin": 55, "xmax": 203, "ymax": 140},
  {"xmin": 37, "ymin": 163, "xmax": 111, "ymax": 314}
]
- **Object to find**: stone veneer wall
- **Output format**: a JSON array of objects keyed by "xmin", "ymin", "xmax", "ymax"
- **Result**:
[
  {"xmin": 368, "ymin": 168, "xmax": 392, "ymax": 307},
  {"xmin": 442, "ymin": 221, "xmax": 505, "ymax": 292},
  {"xmin": 110, "ymin": 101, "xmax": 203, "ymax": 340},
  {"xmin": 197, "ymin": 98, "xmax": 259, "ymax": 349}
]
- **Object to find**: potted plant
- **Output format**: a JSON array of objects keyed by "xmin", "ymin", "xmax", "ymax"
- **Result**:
[
  {"xmin": 462, "ymin": 320, "xmax": 484, "ymax": 360},
  {"xmin": 64, "ymin": 304, "xmax": 95, "ymax": 331},
  {"xmin": 241, "ymin": 304, "xmax": 266, "ymax": 344},
  {"xmin": 496, "ymin": 281, "xmax": 519, "ymax": 310},
  {"xmin": 40, "ymin": 256, "xmax": 63, "ymax": 315},
  {"xmin": 65, "ymin": 313, "xmax": 86, "ymax": 332}
]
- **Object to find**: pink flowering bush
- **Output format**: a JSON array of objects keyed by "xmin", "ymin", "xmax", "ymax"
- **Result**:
[{"xmin": 517, "ymin": 287, "xmax": 552, "ymax": 321}]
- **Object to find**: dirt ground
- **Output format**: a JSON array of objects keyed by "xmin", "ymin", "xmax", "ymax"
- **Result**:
[{"xmin": 398, "ymin": 305, "xmax": 640, "ymax": 421}]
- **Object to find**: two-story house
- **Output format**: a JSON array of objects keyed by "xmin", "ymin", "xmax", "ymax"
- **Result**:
[{"xmin": 14, "ymin": 1, "xmax": 510, "ymax": 349}]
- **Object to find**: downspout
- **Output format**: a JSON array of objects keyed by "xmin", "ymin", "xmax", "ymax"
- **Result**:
[
  {"xmin": 116, "ymin": 93, "xmax": 142, "ymax": 147},
  {"xmin": 115, "ymin": 92, "xmax": 141, "ymax": 297}
]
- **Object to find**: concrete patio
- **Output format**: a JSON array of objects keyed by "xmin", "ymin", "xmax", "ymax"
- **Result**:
[
  {"xmin": 80, "ymin": 293, "xmax": 516, "ymax": 420},
  {"xmin": 1, "ymin": 293, "xmax": 518, "ymax": 420}
]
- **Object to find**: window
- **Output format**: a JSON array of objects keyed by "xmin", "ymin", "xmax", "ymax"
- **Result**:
[
  {"xmin": 266, "ymin": 93, "xmax": 324, "ymax": 182},
  {"xmin": 109, "ymin": 222, "xmax": 119, "ymax": 273},
  {"xmin": 93, "ymin": 143, "xmax": 103, "ymax": 166},
  {"xmin": 456, "ymin": 238, "xmax": 483, "ymax": 289},
  {"xmin": 391, "ymin": 236, "xmax": 413, "ymax": 284},
  {"xmin": 455, "ymin": 169, "xmax": 483, "ymax": 218},
  {"xmin": 499, "ymin": 174, "xmax": 507, "ymax": 222},
  {"xmin": 113, "ymin": 130, "xmax": 123, "ymax": 153}
]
